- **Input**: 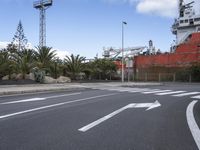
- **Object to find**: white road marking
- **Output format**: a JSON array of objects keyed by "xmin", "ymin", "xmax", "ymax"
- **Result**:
[
  {"xmin": 0, "ymin": 93, "xmax": 82, "ymax": 105},
  {"xmin": 79, "ymin": 101, "xmax": 161, "ymax": 132},
  {"xmin": 128, "ymin": 88, "xmax": 151, "ymax": 93},
  {"xmin": 112, "ymin": 88, "xmax": 148, "ymax": 92},
  {"xmin": 1, "ymin": 98, "xmax": 46, "ymax": 104},
  {"xmin": 173, "ymin": 92, "xmax": 200, "ymax": 97},
  {"xmin": 191, "ymin": 95, "xmax": 200, "ymax": 99},
  {"xmin": 79, "ymin": 105, "xmax": 129, "ymax": 132},
  {"xmin": 155, "ymin": 91, "xmax": 185, "ymax": 96},
  {"xmin": 92, "ymin": 87, "xmax": 151, "ymax": 93},
  {"xmin": 186, "ymin": 100, "xmax": 200, "ymax": 150},
  {"xmin": 142, "ymin": 90, "xmax": 171, "ymax": 94},
  {"xmin": 0, "ymin": 93, "xmax": 118, "ymax": 120}
]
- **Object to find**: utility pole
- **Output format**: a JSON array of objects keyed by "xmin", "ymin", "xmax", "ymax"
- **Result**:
[{"xmin": 122, "ymin": 21, "xmax": 127, "ymax": 82}]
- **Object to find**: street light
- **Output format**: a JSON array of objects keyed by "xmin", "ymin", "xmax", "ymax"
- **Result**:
[{"xmin": 122, "ymin": 21, "xmax": 127, "ymax": 82}]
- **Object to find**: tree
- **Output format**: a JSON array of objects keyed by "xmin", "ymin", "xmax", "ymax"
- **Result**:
[
  {"xmin": 34, "ymin": 46, "xmax": 56, "ymax": 73},
  {"xmin": 64, "ymin": 54, "xmax": 85, "ymax": 80},
  {"xmin": 0, "ymin": 50, "xmax": 16, "ymax": 79},
  {"xmin": 6, "ymin": 43, "xmax": 18, "ymax": 53},
  {"xmin": 49, "ymin": 58, "xmax": 64, "ymax": 79},
  {"xmin": 190, "ymin": 63, "xmax": 200, "ymax": 82},
  {"xmin": 83, "ymin": 58, "xmax": 117, "ymax": 80},
  {"xmin": 12, "ymin": 49, "xmax": 35, "ymax": 79},
  {"xmin": 11, "ymin": 20, "xmax": 28, "ymax": 51}
]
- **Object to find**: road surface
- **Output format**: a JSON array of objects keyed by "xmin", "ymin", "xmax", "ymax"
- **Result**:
[{"xmin": 0, "ymin": 83, "xmax": 199, "ymax": 150}]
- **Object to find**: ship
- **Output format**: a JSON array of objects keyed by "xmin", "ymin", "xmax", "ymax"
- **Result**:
[{"xmin": 133, "ymin": 0, "xmax": 200, "ymax": 81}]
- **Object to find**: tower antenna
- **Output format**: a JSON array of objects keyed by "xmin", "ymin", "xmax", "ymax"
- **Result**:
[{"xmin": 34, "ymin": 0, "xmax": 53, "ymax": 47}]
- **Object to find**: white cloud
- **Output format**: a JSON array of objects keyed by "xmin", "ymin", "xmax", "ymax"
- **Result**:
[
  {"xmin": 103, "ymin": 0, "xmax": 200, "ymax": 18},
  {"xmin": 0, "ymin": 42, "xmax": 9, "ymax": 49},
  {"xmin": 136, "ymin": 0, "xmax": 178, "ymax": 18},
  {"xmin": 54, "ymin": 49, "xmax": 71, "ymax": 60},
  {"xmin": 0, "ymin": 41, "xmax": 34, "ymax": 50},
  {"xmin": 0, "ymin": 42, "xmax": 70, "ymax": 60}
]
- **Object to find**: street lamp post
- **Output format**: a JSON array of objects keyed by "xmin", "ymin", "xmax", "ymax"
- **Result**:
[{"xmin": 122, "ymin": 21, "xmax": 127, "ymax": 82}]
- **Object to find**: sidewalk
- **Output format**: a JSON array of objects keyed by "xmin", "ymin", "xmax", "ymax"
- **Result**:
[{"xmin": 0, "ymin": 82, "xmax": 163, "ymax": 96}]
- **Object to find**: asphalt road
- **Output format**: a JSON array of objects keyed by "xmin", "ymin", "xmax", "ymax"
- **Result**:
[{"xmin": 0, "ymin": 83, "xmax": 200, "ymax": 150}]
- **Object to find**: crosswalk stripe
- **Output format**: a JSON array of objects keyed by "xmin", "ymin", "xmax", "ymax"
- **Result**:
[
  {"xmin": 191, "ymin": 95, "xmax": 200, "ymax": 99},
  {"xmin": 92, "ymin": 87, "xmax": 152, "ymax": 93},
  {"xmin": 110, "ymin": 88, "xmax": 150, "ymax": 93},
  {"xmin": 173, "ymin": 92, "xmax": 200, "ymax": 97},
  {"xmin": 108, "ymin": 88, "xmax": 134, "ymax": 91},
  {"xmin": 142, "ymin": 90, "xmax": 171, "ymax": 94},
  {"xmin": 128, "ymin": 88, "xmax": 151, "ymax": 93},
  {"xmin": 156, "ymin": 91, "xmax": 186, "ymax": 96},
  {"xmin": 92, "ymin": 87, "xmax": 199, "ymax": 99}
]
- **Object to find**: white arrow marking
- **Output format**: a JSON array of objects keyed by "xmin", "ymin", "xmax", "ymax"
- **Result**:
[
  {"xmin": 186, "ymin": 100, "xmax": 200, "ymax": 150},
  {"xmin": 78, "ymin": 101, "xmax": 161, "ymax": 132}
]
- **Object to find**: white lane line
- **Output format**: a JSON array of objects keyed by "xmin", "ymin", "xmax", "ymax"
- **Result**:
[
  {"xmin": 173, "ymin": 92, "xmax": 200, "ymax": 97},
  {"xmin": 78, "ymin": 105, "xmax": 129, "ymax": 132},
  {"xmin": 1, "ymin": 98, "xmax": 46, "ymax": 104},
  {"xmin": 191, "ymin": 95, "xmax": 200, "ymax": 99},
  {"xmin": 142, "ymin": 90, "xmax": 171, "ymax": 94},
  {"xmin": 155, "ymin": 91, "xmax": 185, "ymax": 96},
  {"xmin": 0, "ymin": 93, "xmax": 82, "ymax": 105},
  {"xmin": 186, "ymin": 100, "xmax": 200, "ymax": 150},
  {"xmin": 0, "ymin": 93, "xmax": 118, "ymax": 120}
]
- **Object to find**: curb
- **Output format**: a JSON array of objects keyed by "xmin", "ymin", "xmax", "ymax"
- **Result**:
[{"xmin": 0, "ymin": 87, "xmax": 87, "ymax": 96}]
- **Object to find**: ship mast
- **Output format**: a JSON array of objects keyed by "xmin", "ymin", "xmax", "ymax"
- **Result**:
[
  {"xmin": 179, "ymin": 0, "xmax": 184, "ymax": 17},
  {"xmin": 179, "ymin": 0, "xmax": 194, "ymax": 17}
]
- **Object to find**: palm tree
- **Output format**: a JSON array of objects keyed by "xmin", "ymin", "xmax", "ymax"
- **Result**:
[
  {"xmin": 0, "ymin": 50, "xmax": 16, "ymax": 79},
  {"xmin": 49, "ymin": 58, "xmax": 64, "ymax": 79},
  {"xmin": 12, "ymin": 49, "xmax": 35, "ymax": 79},
  {"xmin": 64, "ymin": 54, "xmax": 85, "ymax": 80},
  {"xmin": 34, "ymin": 46, "xmax": 56, "ymax": 73},
  {"xmin": 88, "ymin": 58, "xmax": 117, "ymax": 80}
]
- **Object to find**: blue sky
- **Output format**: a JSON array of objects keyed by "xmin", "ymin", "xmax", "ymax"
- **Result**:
[{"xmin": 0, "ymin": 0, "xmax": 196, "ymax": 59}]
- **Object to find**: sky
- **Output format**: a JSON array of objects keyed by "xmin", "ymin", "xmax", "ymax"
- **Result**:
[{"xmin": 0, "ymin": 0, "xmax": 199, "ymax": 59}]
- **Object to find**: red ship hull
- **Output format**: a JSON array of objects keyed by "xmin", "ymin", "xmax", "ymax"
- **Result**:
[{"xmin": 134, "ymin": 33, "xmax": 200, "ymax": 69}]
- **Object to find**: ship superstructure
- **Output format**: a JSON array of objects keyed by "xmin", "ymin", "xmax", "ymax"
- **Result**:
[{"xmin": 172, "ymin": 0, "xmax": 200, "ymax": 51}]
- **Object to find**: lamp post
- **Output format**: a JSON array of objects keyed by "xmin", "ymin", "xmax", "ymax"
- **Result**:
[{"xmin": 122, "ymin": 21, "xmax": 127, "ymax": 82}]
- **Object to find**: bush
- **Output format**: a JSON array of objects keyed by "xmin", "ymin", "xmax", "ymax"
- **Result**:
[
  {"xmin": 32, "ymin": 68, "xmax": 45, "ymax": 83},
  {"xmin": 190, "ymin": 63, "xmax": 200, "ymax": 82}
]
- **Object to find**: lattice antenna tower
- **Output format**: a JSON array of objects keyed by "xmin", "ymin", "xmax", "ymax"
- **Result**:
[{"xmin": 34, "ymin": 0, "xmax": 53, "ymax": 47}]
